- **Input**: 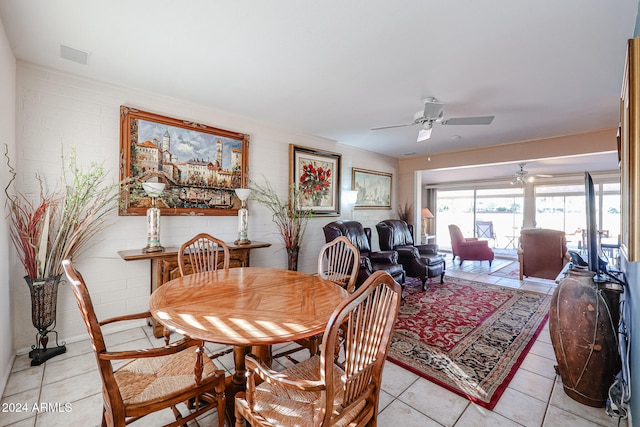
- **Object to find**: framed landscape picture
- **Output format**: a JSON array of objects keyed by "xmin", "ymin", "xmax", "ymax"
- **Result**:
[
  {"xmin": 119, "ymin": 106, "xmax": 249, "ymax": 216},
  {"xmin": 352, "ymin": 168, "xmax": 392, "ymax": 209},
  {"xmin": 290, "ymin": 144, "xmax": 341, "ymax": 216}
]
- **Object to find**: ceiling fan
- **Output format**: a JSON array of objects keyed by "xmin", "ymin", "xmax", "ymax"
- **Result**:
[
  {"xmin": 511, "ymin": 163, "xmax": 553, "ymax": 186},
  {"xmin": 371, "ymin": 97, "xmax": 495, "ymax": 141}
]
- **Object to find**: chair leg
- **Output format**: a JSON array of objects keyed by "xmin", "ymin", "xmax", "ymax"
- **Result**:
[
  {"xmin": 440, "ymin": 271, "xmax": 445, "ymax": 283},
  {"xmin": 235, "ymin": 414, "xmax": 244, "ymax": 426},
  {"xmin": 169, "ymin": 405, "xmax": 185, "ymax": 425},
  {"xmin": 215, "ymin": 370, "xmax": 227, "ymax": 427},
  {"xmin": 235, "ymin": 392, "xmax": 246, "ymax": 427},
  {"xmin": 308, "ymin": 335, "xmax": 320, "ymax": 356}
]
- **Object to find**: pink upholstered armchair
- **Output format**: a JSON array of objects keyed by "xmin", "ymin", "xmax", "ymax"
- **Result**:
[{"xmin": 448, "ymin": 224, "xmax": 495, "ymax": 265}]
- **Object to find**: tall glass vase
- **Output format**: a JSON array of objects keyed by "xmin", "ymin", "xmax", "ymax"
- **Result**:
[
  {"xmin": 24, "ymin": 275, "xmax": 66, "ymax": 365},
  {"xmin": 287, "ymin": 247, "xmax": 300, "ymax": 271}
]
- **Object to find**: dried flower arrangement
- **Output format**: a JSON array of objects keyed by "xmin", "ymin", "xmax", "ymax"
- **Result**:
[
  {"xmin": 4, "ymin": 146, "xmax": 122, "ymax": 279},
  {"xmin": 250, "ymin": 178, "xmax": 311, "ymax": 251}
]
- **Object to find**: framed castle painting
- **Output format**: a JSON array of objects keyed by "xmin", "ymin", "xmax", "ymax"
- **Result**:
[
  {"xmin": 289, "ymin": 144, "xmax": 341, "ymax": 216},
  {"xmin": 119, "ymin": 106, "xmax": 249, "ymax": 216}
]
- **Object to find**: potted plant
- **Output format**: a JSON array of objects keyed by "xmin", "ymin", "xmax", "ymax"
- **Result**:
[
  {"xmin": 250, "ymin": 178, "xmax": 311, "ymax": 271},
  {"xmin": 4, "ymin": 146, "xmax": 122, "ymax": 365}
]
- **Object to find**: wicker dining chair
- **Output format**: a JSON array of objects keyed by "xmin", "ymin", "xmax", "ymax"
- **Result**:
[
  {"xmin": 61, "ymin": 259, "xmax": 227, "ymax": 427},
  {"xmin": 178, "ymin": 233, "xmax": 230, "ymax": 276},
  {"xmin": 235, "ymin": 270, "xmax": 402, "ymax": 427},
  {"xmin": 272, "ymin": 236, "xmax": 360, "ymax": 363}
]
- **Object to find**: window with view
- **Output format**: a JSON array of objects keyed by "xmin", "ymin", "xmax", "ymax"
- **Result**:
[
  {"xmin": 436, "ymin": 187, "xmax": 524, "ymax": 251},
  {"xmin": 534, "ymin": 182, "xmax": 620, "ymax": 253}
]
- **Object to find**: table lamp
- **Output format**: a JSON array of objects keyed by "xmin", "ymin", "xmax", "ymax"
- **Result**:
[
  {"xmin": 234, "ymin": 188, "xmax": 251, "ymax": 245},
  {"xmin": 421, "ymin": 207, "xmax": 434, "ymax": 236},
  {"xmin": 142, "ymin": 182, "xmax": 165, "ymax": 253}
]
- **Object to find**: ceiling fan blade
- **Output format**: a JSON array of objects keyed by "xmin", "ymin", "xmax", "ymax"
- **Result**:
[
  {"xmin": 441, "ymin": 116, "xmax": 495, "ymax": 126},
  {"xmin": 371, "ymin": 123, "xmax": 413, "ymax": 131},
  {"xmin": 423, "ymin": 101, "xmax": 444, "ymax": 119},
  {"xmin": 536, "ymin": 174, "xmax": 553, "ymax": 178}
]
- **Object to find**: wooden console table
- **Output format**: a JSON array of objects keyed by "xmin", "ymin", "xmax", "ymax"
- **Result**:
[{"xmin": 118, "ymin": 240, "xmax": 271, "ymax": 337}]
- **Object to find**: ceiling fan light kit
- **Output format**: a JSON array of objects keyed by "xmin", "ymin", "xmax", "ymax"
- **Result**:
[
  {"xmin": 372, "ymin": 97, "xmax": 495, "ymax": 142},
  {"xmin": 417, "ymin": 127, "xmax": 432, "ymax": 142},
  {"xmin": 511, "ymin": 175, "xmax": 530, "ymax": 186},
  {"xmin": 512, "ymin": 163, "xmax": 528, "ymax": 186},
  {"xmin": 510, "ymin": 162, "xmax": 548, "ymax": 186}
]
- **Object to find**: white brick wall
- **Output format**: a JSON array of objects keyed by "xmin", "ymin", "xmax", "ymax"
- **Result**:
[{"xmin": 11, "ymin": 61, "xmax": 399, "ymax": 352}]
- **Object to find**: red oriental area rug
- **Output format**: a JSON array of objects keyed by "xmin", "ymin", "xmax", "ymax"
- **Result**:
[{"xmin": 388, "ymin": 276, "xmax": 551, "ymax": 409}]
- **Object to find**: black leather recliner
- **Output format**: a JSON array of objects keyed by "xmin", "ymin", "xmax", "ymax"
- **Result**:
[
  {"xmin": 376, "ymin": 219, "xmax": 445, "ymax": 290},
  {"xmin": 323, "ymin": 220, "xmax": 405, "ymax": 288}
]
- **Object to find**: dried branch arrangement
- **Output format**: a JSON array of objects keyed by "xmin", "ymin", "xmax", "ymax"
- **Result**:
[
  {"xmin": 397, "ymin": 201, "xmax": 413, "ymax": 224},
  {"xmin": 5, "ymin": 145, "xmax": 122, "ymax": 278},
  {"xmin": 250, "ymin": 178, "xmax": 311, "ymax": 250}
]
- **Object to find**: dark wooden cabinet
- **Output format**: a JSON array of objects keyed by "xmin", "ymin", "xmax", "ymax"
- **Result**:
[{"xmin": 118, "ymin": 241, "xmax": 271, "ymax": 337}]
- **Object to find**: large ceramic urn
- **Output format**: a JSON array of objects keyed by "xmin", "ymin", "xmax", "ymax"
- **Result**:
[{"xmin": 549, "ymin": 267, "xmax": 619, "ymax": 407}]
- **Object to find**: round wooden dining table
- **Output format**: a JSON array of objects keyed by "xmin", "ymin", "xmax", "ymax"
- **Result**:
[{"xmin": 149, "ymin": 266, "xmax": 349, "ymax": 418}]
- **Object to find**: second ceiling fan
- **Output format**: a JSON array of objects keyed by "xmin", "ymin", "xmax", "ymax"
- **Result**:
[
  {"xmin": 511, "ymin": 162, "xmax": 553, "ymax": 186},
  {"xmin": 372, "ymin": 97, "xmax": 495, "ymax": 141}
]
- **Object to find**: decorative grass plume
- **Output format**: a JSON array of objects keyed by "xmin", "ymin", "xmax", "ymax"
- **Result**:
[
  {"xmin": 250, "ymin": 177, "xmax": 311, "ymax": 250},
  {"xmin": 5, "ymin": 145, "xmax": 122, "ymax": 278}
]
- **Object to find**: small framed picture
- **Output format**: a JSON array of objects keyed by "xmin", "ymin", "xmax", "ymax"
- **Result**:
[{"xmin": 352, "ymin": 168, "xmax": 392, "ymax": 209}]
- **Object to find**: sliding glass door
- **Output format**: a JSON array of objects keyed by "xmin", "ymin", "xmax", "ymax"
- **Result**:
[
  {"xmin": 430, "ymin": 173, "xmax": 620, "ymax": 260},
  {"xmin": 436, "ymin": 188, "xmax": 523, "ymax": 251},
  {"xmin": 534, "ymin": 182, "xmax": 620, "ymax": 252},
  {"xmin": 534, "ymin": 184, "xmax": 585, "ymax": 250}
]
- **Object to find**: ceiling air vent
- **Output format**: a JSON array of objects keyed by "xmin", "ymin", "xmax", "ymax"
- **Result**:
[{"xmin": 60, "ymin": 45, "xmax": 89, "ymax": 65}]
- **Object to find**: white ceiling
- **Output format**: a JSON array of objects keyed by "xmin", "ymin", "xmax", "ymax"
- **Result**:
[{"xmin": 0, "ymin": 0, "xmax": 636, "ymax": 182}]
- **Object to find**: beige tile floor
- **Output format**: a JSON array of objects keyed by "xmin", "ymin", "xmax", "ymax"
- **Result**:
[{"xmin": 0, "ymin": 258, "xmax": 628, "ymax": 426}]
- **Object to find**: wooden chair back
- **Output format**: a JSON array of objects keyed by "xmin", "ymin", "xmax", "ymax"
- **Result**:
[
  {"xmin": 62, "ymin": 259, "xmax": 227, "ymax": 427},
  {"xmin": 178, "ymin": 233, "xmax": 230, "ymax": 276},
  {"xmin": 318, "ymin": 236, "xmax": 360, "ymax": 293},
  {"xmin": 237, "ymin": 270, "xmax": 401, "ymax": 426},
  {"xmin": 62, "ymin": 259, "xmax": 122, "ymax": 408},
  {"xmin": 318, "ymin": 270, "xmax": 401, "ymax": 424}
]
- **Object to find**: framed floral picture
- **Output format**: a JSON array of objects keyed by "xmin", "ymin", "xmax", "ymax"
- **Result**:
[
  {"xmin": 289, "ymin": 144, "xmax": 341, "ymax": 216},
  {"xmin": 352, "ymin": 168, "xmax": 392, "ymax": 209},
  {"xmin": 119, "ymin": 106, "xmax": 249, "ymax": 216}
]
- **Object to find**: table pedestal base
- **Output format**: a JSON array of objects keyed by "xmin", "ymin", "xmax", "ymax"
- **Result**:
[{"xmin": 226, "ymin": 345, "xmax": 272, "ymax": 422}]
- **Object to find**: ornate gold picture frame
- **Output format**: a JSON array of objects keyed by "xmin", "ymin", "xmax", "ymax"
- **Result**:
[{"xmin": 119, "ymin": 106, "xmax": 249, "ymax": 216}]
